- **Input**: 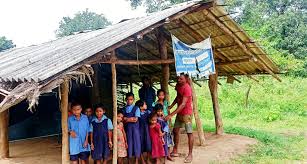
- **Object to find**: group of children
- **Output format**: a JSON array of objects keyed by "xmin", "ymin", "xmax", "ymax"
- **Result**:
[{"xmin": 68, "ymin": 89, "xmax": 173, "ymax": 164}]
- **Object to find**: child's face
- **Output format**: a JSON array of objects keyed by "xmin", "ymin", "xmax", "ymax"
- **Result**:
[
  {"xmin": 95, "ymin": 107, "xmax": 105, "ymax": 118},
  {"xmin": 158, "ymin": 92, "xmax": 165, "ymax": 100},
  {"xmin": 72, "ymin": 105, "xmax": 82, "ymax": 116},
  {"xmin": 141, "ymin": 102, "xmax": 147, "ymax": 110},
  {"xmin": 117, "ymin": 113, "xmax": 123, "ymax": 122},
  {"xmin": 156, "ymin": 109, "xmax": 163, "ymax": 117},
  {"xmin": 85, "ymin": 108, "xmax": 93, "ymax": 117},
  {"xmin": 126, "ymin": 96, "xmax": 134, "ymax": 106},
  {"xmin": 150, "ymin": 116, "xmax": 157, "ymax": 124}
]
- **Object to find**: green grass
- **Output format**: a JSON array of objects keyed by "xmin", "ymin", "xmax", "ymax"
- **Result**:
[{"xmin": 167, "ymin": 75, "xmax": 307, "ymax": 163}]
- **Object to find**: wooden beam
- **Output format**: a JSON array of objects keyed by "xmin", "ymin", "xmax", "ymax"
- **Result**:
[
  {"xmin": 100, "ymin": 59, "xmax": 175, "ymax": 65},
  {"xmin": 204, "ymin": 10, "xmax": 281, "ymax": 82},
  {"xmin": 0, "ymin": 109, "xmax": 9, "ymax": 159},
  {"xmin": 217, "ymin": 58, "xmax": 251, "ymax": 66},
  {"xmin": 111, "ymin": 51, "xmax": 118, "ymax": 164},
  {"xmin": 208, "ymin": 73, "xmax": 224, "ymax": 135},
  {"xmin": 190, "ymin": 80, "xmax": 206, "ymax": 145},
  {"xmin": 60, "ymin": 80, "xmax": 70, "ymax": 164}
]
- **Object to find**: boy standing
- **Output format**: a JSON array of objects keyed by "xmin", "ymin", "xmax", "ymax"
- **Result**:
[{"xmin": 68, "ymin": 102, "xmax": 91, "ymax": 164}]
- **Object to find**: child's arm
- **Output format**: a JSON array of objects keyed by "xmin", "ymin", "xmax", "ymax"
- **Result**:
[
  {"xmin": 124, "ymin": 117, "xmax": 138, "ymax": 123},
  {"xmin": 83, "ymin": 133, "xmax": 89, "ymax": 148},
  {"xmin": 122, "ymin": 127, "xmax": 128, "ymax": 148},
  {"xmin": 90, "ymin": 132, "xmax": 94, "ymax": 150},
  {"xmin": 108, "ymin": 130, "xmax": 113, "ymax": 148}
]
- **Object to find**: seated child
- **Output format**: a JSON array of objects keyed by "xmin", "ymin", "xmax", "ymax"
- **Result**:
[
  {"xmin": 149, "ymin": 113, "xmax": 165, "ymax": 164},
  {"xmin": 90, "ymin": 104, "xmax": 113, "ymax": 164},
  {"xmin": 68, "ymin": 102, "xmax": 91, "ymax": 164},
  {"xmin": 117, "ymin": 112, "xmax": 128, "ymax": 164},
  {"xmin": 136, "ymin": 100, "xmax": 152, "ymax": 164},
  {"xmin": 155, "ymin": 104, "xmax": 174, "ymax": 161}
]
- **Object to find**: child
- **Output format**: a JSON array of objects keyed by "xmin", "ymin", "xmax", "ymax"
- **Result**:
[
  {"xmin": 68, "ymin": 102, "xmax": 91, "ymax": 164},
  {"xmin": 136, "ymin": 100, "xmax": 151, "ymax": 164},
  {"xmin": 84, "ymin": 106, "xmax": 94, "ymax": 123},
  {"xmin": 152, "ymin": 89, "xmax": 170, "ymax": 117},
  {"xmin": 90, "ymin": 104, "xmax": 113, "ymax": 164},
  {"xmin": 123, "ymin": 92, "xmax": 141, "ymax": 163},
  {"xmin": 149, "ymin": 113, "xmax": 165, "ymax": 164},
  {"xmin": 155, "ymin": 104, "xmax": 174, "ymax": 161},
  {"xmin": 117, "ymin": 112, "xmax": 128, "ymax": 164},
  {"xmin": 84, "ymin": 106, "xmax": 93, "ymax": 145}
]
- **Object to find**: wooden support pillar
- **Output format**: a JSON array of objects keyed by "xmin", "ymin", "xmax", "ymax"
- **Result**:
[
  {"xmin": 190, "ymin": 81, "xmax": 206, "ymax": 145},
  {"xmin": 0, "ymin": 109, "xmax": 9, "ymax": 159},
  {"xmin": 91, "ymin": 64, "xmax": 100, "ymax": 105},
  {"xmin": 208, "ymin": 73, "xmax": 224, "ymax": 135},
  {"xmin": 60, "ymin": 80, "xmax": 70, "ymax": 164},
  {"xmin": 157, "ymin": 27, "xmax": 170, "ymax": 102},
  {"xmin": 111, "ymin": 51, "xmax": 118, "ymax": 164}
]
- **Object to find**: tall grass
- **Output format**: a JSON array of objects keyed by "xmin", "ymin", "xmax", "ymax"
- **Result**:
[{"xmin": 167, "ymin": 75, "xmax": 307, "ymax": 163}]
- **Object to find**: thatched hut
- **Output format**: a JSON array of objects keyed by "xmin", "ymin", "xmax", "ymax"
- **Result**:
[{"xmin": 0, "ymin": 0, "xmax": 279, "ymax": 163}]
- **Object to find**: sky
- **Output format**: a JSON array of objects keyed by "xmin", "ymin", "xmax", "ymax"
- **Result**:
[{"xmin": 0, "ymin": 0, "xmax": 146, "ymax": 47}]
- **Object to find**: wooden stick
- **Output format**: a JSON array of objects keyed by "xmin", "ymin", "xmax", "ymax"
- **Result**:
[
  {"xmin": 208, "ymin": 73, "xmax": 224, "ymax": 135},
  {"xmin": 245, "ymin": 85, "xmax": 252, "ymax": 108},
  {"xmin": 60, "ymin": 80, "xmax": 70, "ymax": 164},
  {"xmin": 190, "ymin": 80, "xmax": 206, "ymax": 145},
  {"xmin": 0, "ymin": 109, "xmax": 9, "ymax": 159},
  {"xmin": 111, "ymin": 51, "xmax": 118, "ymax": 164}
]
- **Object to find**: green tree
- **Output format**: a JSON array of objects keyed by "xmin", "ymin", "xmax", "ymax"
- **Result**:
[
  {"xmin": 0, "ymin": 36, "xmax": 15, "ymax": 52},
  {"xmin": 56, "ymin": 9, "xmax": 112, "ymax": 37}
]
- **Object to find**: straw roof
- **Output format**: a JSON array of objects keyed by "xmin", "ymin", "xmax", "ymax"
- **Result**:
[{"xmin": 0, "ymin": 0, "xmax": 280, "ymax": 112}]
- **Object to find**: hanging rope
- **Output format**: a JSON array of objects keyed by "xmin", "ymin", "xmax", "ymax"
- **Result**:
[{"xmin": 135, "ymin": 40, "xmax": 140, "ymax": 77}]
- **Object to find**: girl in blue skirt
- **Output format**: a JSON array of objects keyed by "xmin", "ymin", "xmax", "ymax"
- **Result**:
[
  {"xmin": 90, "ymin": 104, "xmax": 113, "ymax": 164},
  {"xmin": 123, "ymin": 92, "xmax": 141, "ymax": 164},
  {"xmin": 136, "ymin": 100, "xmax": 152, "ymax": 164}
]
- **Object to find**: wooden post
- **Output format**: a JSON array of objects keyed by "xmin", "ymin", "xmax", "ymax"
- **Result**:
[
  {"xmin": 111, "ymin": 51, "xmax": 118, "ymax": 164},
  {"xmin": 0, "ymin": 109, "xmax": 9, "ymax": 159},
  {"xmin": 60, "ymin": 80, "xmax": 70, "ymax": 164},
  {"xmin": 208, "ymin": 73, "xmax": 224, "ymax": 135},
  {"xmin": 156, "ymin": 27, "xmax": 170, "ymax": 101},
  {"xmin": 190, "ymin": 81, "xmax": 206, "ymax": 145}
]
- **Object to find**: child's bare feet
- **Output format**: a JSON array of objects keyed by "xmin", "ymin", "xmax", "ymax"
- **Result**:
[{"xmin": 167, "ymin": 155, "xmax": 174, "ymax": 161}]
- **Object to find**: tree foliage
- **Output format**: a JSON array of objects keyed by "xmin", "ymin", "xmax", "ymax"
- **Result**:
[
  {"xmin": 56, "ymin": 9, "xmax": 111, "ymax": 37},
  {"xmin": 0, "ymin": 36, "xmax": 15, "ymax": 52}
]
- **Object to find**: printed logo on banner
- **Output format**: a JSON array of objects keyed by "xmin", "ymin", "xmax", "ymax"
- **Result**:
[{"xmin": 171, "ymin": 35, "xmax": 215, "ymax": 78}]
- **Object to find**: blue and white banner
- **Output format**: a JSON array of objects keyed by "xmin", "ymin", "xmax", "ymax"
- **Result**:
[{"xmin": 171, "ymin": 35, "xmax": 216, "ymax": 78}]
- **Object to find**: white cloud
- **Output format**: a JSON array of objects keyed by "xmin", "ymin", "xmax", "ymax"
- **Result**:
[{"xmin": 0, "ymin": 0, "xmax": 146, "ymax": 47}]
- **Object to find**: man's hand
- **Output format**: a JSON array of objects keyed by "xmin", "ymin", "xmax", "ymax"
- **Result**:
[
  {"xmin": 70, "ymin": 131, "xmax": 77, "ymax": 138},
  {"xmin": 164, "ymin": 115, "xmax": 172, "ymax": 121}
]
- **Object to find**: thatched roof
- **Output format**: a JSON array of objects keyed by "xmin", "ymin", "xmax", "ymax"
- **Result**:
[{"xmin": 0, "ymin": 0, "xmax": 280, "ymax": 112}]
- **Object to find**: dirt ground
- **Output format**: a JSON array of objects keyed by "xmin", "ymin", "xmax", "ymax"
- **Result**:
[{"xmin": 0, "ymin": 132, "xmax": 257, "ymax": 164}]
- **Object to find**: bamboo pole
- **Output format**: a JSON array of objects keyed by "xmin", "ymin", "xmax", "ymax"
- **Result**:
[
  {"xmin": 208, "ymin": 73, "xmax": 224, "ymax": 135},
  {"xmin": 60, "ymin": 80, "xmax": 70, "ymax": 164},
  {"xmin": 190, "ymin": 81, "xmax": 206, "ymax": 145},
  {"xmin": 0, "ymin": 109, "xmax": 9, "ymax": 159},
  {"xmin": 111, "ymin": 51, "xmax": 118, "ymax": 164}
]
